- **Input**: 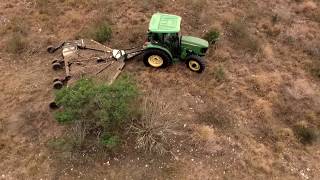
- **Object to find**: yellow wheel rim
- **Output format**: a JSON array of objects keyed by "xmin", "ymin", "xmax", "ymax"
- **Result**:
[
  {"xmin": 148, "ymin": 55, "xmax": 164, "ymax": 68},
  {"xmin": 189, "ymin": 60, "xmax": 201, "ymax": 71}
]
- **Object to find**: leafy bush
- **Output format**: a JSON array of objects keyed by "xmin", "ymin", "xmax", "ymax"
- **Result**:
[
  {"xmin": 77, "ymin": 21, "xmax": 112, "ymax": 43},
  {"xmin": 101, "ymin": 134, "xmax": 120, "ymax": 149},
  {"xmin": 88, "ymin": 22, "xmax": 112, "ymax": 43},
  {"xmin": 293, "ymin": 125, "xmax": 318, "ymax": 145},
  {"xmin": 93, "ymin": 22, "xmax": 112, "ymax": 43},
  {"xmin": 213, "ymin": 66, "xmax": 225, "ymax": 82},
  {"xmin": 203, "ymin": 30, "xmax": 220, "ymax": 45},
  {"xmin": 54, "ymin": 76, "xmax": 138, "ymax": 149}
]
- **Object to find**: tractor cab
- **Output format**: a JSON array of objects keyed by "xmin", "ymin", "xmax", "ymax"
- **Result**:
[{"xmin": 144, "ymin": 13, "xmax": 209, "ymax": 73}]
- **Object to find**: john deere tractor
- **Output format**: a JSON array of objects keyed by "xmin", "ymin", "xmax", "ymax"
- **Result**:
[{"xmin": 143, "ymin": 13, "xmax": 209, "ymax": 73}]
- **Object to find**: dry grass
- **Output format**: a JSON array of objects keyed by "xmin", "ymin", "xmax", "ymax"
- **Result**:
[
  {"xmin": 3, "ymin": 17, "xmax": 29, "ymax": 54},
  {"xmin": 293, "ymin": 122, "xmax": 319, "ymax": 145},
  {"xmin": 305, "ymin": 39, "xmax": 320, "ymax": 78},
  {"xmin": 211, "ymin": 65, "xmax": 226, "ymax": 82},
  {"xmin": 62, "ymin": 0, "xmax": 112, "ymax": 10},
  {"xmin": 140, "ymin": 0, "xmax": 165, "ymax": 11},
  {"xmin": 35, "ymin": 0, "xmax": 57, "ymax": 15},
  {"xmin": 76, "ymin": 21, "xmax": 112, "ymax": 43},
  {"xmin": 188, "ymin": 0, "xmax": 207, "ymax": 12},
  {"xmin": 228, "ymin": 20, "xmax": 261, "ymax": 54},
  {"xmin": 311, "ymin": 66, "xmax": 320, "ymax": 79},
  {"xmin": 184, "ymin": 0, "xmax": 207, "ymax": 27},
  {"xmin": 1, "ymin": 17, "xmax": 29, "ymax": 36},
  {"xmin": 304, "ymin": 40, "xmax": 320, "ymax": 60},
  {"xmin": 130, "ymin": 94, "xmax": 179, "ymax": 155},
  {"xmin": 6, "ymin": 33, "xmax": 27, "ymax": 54},
  {"xmin": 199, "ymin": 105, "xmax": 234, "ymax": 131},
  {"xmin": 308, "ymin": 10, "xmax": 320, "ymax": 22}
]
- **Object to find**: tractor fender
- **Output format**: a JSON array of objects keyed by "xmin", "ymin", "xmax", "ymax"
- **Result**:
[{"xmin": 144, "ymin": 44, "xmax": 173, "ymax": 60}]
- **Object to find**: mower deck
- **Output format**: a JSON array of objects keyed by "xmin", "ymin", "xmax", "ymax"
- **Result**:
[{"xmin": 47, "ymin": 39, "xmax": 142, "ymax": 89}]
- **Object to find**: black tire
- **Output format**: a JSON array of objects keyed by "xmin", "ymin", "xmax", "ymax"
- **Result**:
[
  {"xmin": 53, "ymin": 78, "xmax": 60, "ymax": 83},
  {"xmin": 47, "ymin": 46, "xmax": 56, "ymax": 53},
  {"xmin": 186, "ymin": 55, "xmax": 205, "ymax": 73},
  {"xmin": 49, "ymin": 101, "xmax": 59, "ymax": 110},
  {"xmin": 143, "ymin": 49, "xmax": 172, "ymax": 68},
  {"xmin": 53, "ymin": 80, "xmax": 63, "ymax": 89},
  {"xmin": 52, "ymin": 62, "xmax": 62, "ymax": 70}
]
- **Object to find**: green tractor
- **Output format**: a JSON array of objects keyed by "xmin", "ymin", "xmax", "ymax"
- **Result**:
[{"xmin": 143, "ymin": 13, "xmax": 209, "ymax": 73}]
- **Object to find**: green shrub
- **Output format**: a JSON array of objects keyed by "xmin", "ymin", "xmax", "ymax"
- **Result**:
[
  {"xmin": 89, "ymin": 22, "xmax": 112, "ymax": 43},
  {"xmin": 77, "ymin": 21, "xmax": 112, "ymax": 43},
  {"xmin": 101, "ymin": 134, "xmax": 120, "ymax": 149},
  {"xmin": 293, "ymin": 125, "xmax": 318, "ymax": 145},
  {"xmin": 311, "ymin": 67, "xmax": 320, "ymax": 79},
  {"xmin": 203, "ymin": 30, "xmax": 220, "ymax": 45},
  {"xmin": 54, "ymin": 76, "xmax": 138, "ymax": 149},
  {"xmin": 212, "ymin": 66, "xmax": 225, "ymax": 82}
]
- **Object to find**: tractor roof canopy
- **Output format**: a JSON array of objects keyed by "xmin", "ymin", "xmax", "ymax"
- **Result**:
[{"xmin": 149, "ymin": 13, "xmax": 181, "ymax": 33}]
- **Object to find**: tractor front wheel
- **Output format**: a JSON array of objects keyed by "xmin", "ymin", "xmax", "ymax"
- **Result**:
[
  {"xmin": 186, "ymin": 55, "xmax": 205, "ymax": 73},
  {"xmin": 143, "ymin": 49, "xmax": 172, "ymax": 68}
]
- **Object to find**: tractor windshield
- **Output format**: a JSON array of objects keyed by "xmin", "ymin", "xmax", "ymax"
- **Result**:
[
  {"xmin": 147, "ymin": 32, "xmax": 181, "ymax": 57},
  {"xmin": 163, "ymin": 33, "xmax": 180, "ymax": 57}
]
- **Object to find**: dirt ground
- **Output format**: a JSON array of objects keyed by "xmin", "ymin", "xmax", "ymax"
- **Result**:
[{"xmin": 1, "ymin": 0, "xmax": 320, "ymax": 179}]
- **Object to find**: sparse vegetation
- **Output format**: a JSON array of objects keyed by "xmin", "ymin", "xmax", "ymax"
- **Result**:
[
  {"xmin": 130, "ymin": 95, "xmax": 178, "ymax": 155},
  {"xmin": 199, "ymin": 106, "xmax": 233, "ymax": 131},
  {"xmin": 2, "ymin": 0, "xmax": 320, "ymax": 179},
  {"xmin": 47, "ymin": 137, "xmax": 73, "ymax": 152},
  {"xmin": 304, "ymin": 40, "xmax": 320, "ymax": 60},
  {"xmin": 311, "ymin": 67, "xmax": 320, "ymax": 79},
  {"xmin": 6, "ymin": 33, "xmax": 27, "ymax": 54},
  {"xmin": 203, "ymin": 30, "xmax": 220, "ymax": 45},
  {"xmin": 228, "ymin": 20, "xmax": 261, "ymax": 53},
  {"xmin": 211, "ymin": 65, "xmax": 225, "ymax": 82},
  {"xmin": 3, "ymin": 17, "xmax": 29, "ymax": 54},
  {"xmin": 92, "ymin": 22, "xmax": 112, "ymax": 43},
  {"xmin": 140, "ymin": 0, "xmax": 164, "ymax": 10},
  {"xmin": 186, "ymin": 0, "xmax": 207, "ymax": 14},
  {"xmin": 79, "ymin": 21, "xmax": 112, "ymax": 43},
  {"xmin": 7, "ymin": 17, "xmax": 29, "ymax": 35},
  {"xmin": 54, "ymin": 76, "xmax": 138, "ymax": 150},
  {"xmin": 293, "ymin": 124, "xmax": 318, "ymax": 145},
  {"xmin": 36, "ymin": 0, "xmax": 59, "ymax": 15}
]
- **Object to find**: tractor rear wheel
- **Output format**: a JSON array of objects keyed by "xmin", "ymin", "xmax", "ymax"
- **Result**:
[
  {"xmin": 186, "ymin": 55, "xmax": 205, "ymax": 73},
  {"xmin": 143, "ymin": 49, "xmax": 172, "ymax": 68}
]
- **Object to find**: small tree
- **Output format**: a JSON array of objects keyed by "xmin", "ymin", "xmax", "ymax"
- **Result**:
[
  {"xmin": 54, "ymin": 76, "xmax": 138, "ymax": 149},
  {"xmin": 203, "ymin": 30, "xmax": 220, "ymax": 45}
]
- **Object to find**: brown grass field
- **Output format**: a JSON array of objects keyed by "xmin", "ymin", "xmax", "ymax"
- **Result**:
[{"xmin": 0, "ymin": 0, "xmax": 320, "ymax": 179}]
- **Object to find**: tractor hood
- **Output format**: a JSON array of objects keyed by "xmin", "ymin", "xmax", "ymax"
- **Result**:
[{"xmin": 181, "ymin": 36, "xmax": 209, "ymax": 48}]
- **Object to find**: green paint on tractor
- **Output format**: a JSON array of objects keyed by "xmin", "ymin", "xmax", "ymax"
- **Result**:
[{"xmin": 143, "ymin": 13, "xmax": 210, "ymax": 73}]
